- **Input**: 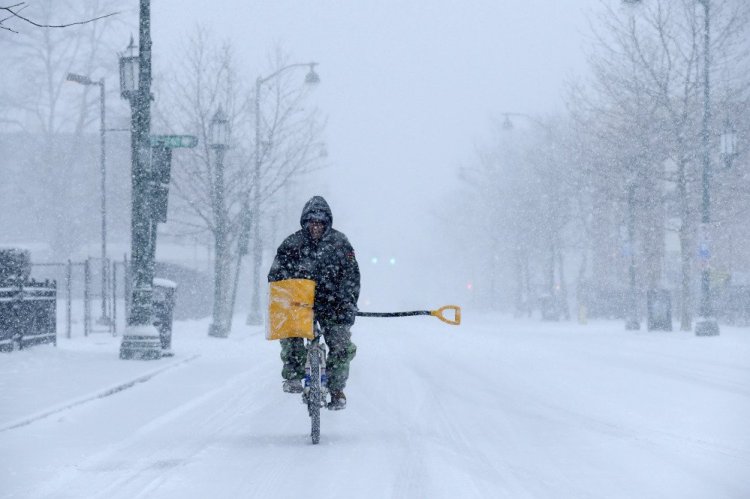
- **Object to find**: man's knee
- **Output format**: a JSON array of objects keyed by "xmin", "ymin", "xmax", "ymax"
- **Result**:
[
  {"xmin": 280, "ymin": 338, "xmax": 305, "ymax": 380},
  {"xmin": 344, "ymin": 341, "xmax": 357, "ymax": 362},
  {"xmin": 280, "ymin": 338, "xmax": 305, "ymax": 363},
  {"xmin": 329, "ymin": 340, "xmax": 356, "ymax": 366}
]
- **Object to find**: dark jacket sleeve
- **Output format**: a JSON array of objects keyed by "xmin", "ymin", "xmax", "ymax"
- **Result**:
[
  {"xmin": 268, "ymin": 236, "xmax": 295, "ymax": 282},
  {"xmin": 336, "ymin": 236, "xmax": 360, "ymax": 325}
]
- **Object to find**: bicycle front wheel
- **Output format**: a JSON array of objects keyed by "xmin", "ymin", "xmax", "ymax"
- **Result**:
[{"xmin": 308, "ymin": 346, "xmax": 321, "ymax": 444}]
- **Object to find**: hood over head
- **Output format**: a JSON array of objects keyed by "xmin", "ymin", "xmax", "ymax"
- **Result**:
[{"xmin": 300, "ymin": 196, "xmax": 333, "ymax": 229}]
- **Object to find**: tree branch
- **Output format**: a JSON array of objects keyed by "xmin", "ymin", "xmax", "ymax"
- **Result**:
[{"xmin": 0, "ymin": 2, "xmax": 119, "ymax": 31}]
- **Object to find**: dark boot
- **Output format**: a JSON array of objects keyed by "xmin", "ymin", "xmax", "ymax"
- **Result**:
[
  {"xmin": 282, "ymin": 379, "xmax": 303, "ymax": 393},
  {"xmin": 327, "ymin": 390, "xmax": 346, "ymax": 410}
]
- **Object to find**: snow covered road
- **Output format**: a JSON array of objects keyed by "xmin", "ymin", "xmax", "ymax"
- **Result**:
[{"xmin": 2, "ymin": 314, "xmax": 749, "ymax": 498}]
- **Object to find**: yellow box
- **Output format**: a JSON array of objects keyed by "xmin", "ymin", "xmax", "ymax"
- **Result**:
[{"xmin": 266, "ymin": 279, "xmax": 315, "ymax": 340}]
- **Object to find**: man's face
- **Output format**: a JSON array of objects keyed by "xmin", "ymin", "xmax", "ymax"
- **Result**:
[{"xmin": 308, "ymin": 220, "xmax": 326, "ymax": 241}]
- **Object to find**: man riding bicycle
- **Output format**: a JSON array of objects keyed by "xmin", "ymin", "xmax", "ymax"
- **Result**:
[{"xmin": 267, "ymin": 196, "xmax": 360, "ymax": 410}]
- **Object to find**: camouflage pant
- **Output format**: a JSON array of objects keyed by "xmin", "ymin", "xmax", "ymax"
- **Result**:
[{"xmin": 280, "ymin": 323, "xmax": 356, "ymax": 391}]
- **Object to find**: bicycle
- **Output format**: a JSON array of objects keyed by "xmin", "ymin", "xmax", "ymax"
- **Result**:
[
  {"xmin": 268, "ymin": 276, "xmax": 460, "ymax": 445},
  {"xmin": 302, "ymin": 321, "xmax": 327, "ymax": 445}
]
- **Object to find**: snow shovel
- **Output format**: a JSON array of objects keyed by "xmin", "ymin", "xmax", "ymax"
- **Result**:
[{"xmin": 356, "ymin": 305, "xmax": 461, "ymax": 326}]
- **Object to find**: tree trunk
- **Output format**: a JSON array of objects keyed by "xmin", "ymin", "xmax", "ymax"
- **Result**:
[
  {"xmin": 513, "ymin": 244, "xmax": 526, "ymax": 317},
  {"xmin": 642, "ymin": 175, "xmax": 665, "ymax": 290},
  {"xmin": 556, "ymin": 241, "xmax": 570, "ymax": 320}
]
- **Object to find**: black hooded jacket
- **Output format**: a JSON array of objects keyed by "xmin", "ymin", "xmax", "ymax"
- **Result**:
[{"xmin": 267, "ymin": 196, "xmax": 360, "ymax": 326}]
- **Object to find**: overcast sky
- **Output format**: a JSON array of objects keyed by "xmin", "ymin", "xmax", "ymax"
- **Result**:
[{"xmin": 149, "ymin": 0, "xmax": 601, "ymax": 306}]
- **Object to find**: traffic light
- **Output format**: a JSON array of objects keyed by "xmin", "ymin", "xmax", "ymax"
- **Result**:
[{"xmin": 150, "ymin": 145, "xmax": 172, "ymax": 223}]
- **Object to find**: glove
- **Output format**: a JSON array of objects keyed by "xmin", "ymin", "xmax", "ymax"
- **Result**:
[{"xmin": 338, "ymin": 303, "xmax": 358, "ymax": 325}]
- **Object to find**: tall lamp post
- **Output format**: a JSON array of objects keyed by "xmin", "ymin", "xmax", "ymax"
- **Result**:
[
  {"xmin": 118, "ymin": 0, "xmax": 161, "ymax": 359},
  {"xmin": 208, "ymin": 107, "xmax": 230, "ymax": 338},
  {"xmin": 66, "ymin": 72, "xmax": 110, "ymax": 325},
  {"xmin": 245, "ymin": 62, "xmax": 320, "ymax": 325},
  {"xmin": 694, "ymin": 0, "xmax": 719, "ymax": 336}
]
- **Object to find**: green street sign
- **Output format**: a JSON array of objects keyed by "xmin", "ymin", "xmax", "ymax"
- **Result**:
[{"xmin": 150, "ymin": 135, "xmax": 198, "ymax": 148}]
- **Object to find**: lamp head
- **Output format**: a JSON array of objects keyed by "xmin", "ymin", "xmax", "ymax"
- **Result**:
[
  {"xmin": 126, "ymin": 34, "xmax": 136, "ymax": 56},
  {"xmin": 305, "ymin": 64, "xmax": 320, "ymax": 85},
  {"xmin": 118, "ymin": 35, "xmax": 139, "ymax": 99},
  {"xmin": 721, "ymin": 118, "xmax": 738, "ymax": 168},
  {"xmin": 502, "ymin": 114, "xmax": 514, "ymax": 131},
  {"xmin": 210, "ymin": 106, "xmax": 230, "ymax": 149}
]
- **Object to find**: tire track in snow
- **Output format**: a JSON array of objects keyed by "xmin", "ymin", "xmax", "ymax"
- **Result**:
[
  {"xmin": 358, "ymin": 336, "xmax": 536, "ymax": 499},
  {"xmin": 90, "ymin": 363, "xmax": 289, "ymax": 499},
  {"xmin": 27, "ymin": 361, "xmax": 270, "ymax": 499},
  {"xmin": 408, "ymin": 361, "xmax": 538, "ymax": 499},
  {"xmin": 82, "ymin": 357, "xmax": 309, "ymax": 499}
]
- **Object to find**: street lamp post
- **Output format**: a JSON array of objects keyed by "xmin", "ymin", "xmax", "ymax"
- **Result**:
[
  {"xmin": 208, "ymin": 107, "xmax": 230, "ymax": 338},
  {"xmin": 694, "ymin": 0, "xmax": 718, "ymax": 336},
  {"xmin": 118, "ymin": 0, "xmax": 161, "ymax": 359},
  {"xmin": 245, "ymin": 63, "xmax": 320, "ymax": 326},
  {"xmin": 66, "ymin": 72, "xmax": 110, "ymax": 325}
]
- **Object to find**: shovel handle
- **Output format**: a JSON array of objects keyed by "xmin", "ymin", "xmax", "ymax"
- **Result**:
[
  {"xmin": 431, "ymin": 305, "xmax": 461, "ymax": 325},
  {"xmin": 356, "ymin": 305, "xmax": 461, "ymax": 325}
]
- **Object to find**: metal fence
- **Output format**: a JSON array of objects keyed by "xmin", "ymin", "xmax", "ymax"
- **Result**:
[
  {"xmin": 30, "ymin": 257, "xmax": 124, "ymax": 339},
  {"xmin": 0, "ymin": 280, "xmax": 56, "ymax": 351},
  {"xmin": 12, "ymin": 255, "xmax": 207, "ymax": 347}
]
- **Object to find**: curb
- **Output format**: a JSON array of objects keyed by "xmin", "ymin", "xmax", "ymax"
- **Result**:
[{"xmin": 0, "ymin": 354, "xmax": 201, "ymax": 433}]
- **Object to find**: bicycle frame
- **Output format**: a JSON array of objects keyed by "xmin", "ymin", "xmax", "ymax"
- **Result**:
[{"xmin": 303, "ymin": 322, "xmax": 327, "ymax": 444}]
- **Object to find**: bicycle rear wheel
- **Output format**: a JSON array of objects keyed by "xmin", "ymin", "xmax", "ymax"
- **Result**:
[{"xmin": 308, "ymin": 346, "xmax": 321, "ymax": 444}]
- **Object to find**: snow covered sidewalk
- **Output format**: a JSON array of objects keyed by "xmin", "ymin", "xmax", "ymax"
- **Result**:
[{"xmin": 0, "ymin": 317, "xmax": 247, "ymax": 431}]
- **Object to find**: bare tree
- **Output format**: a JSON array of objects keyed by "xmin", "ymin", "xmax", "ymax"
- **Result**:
[
  {"xmin": 243, "ymin": 47, "xmax": 327, "ymax": 323},
  {"xmin": 580, "ymin": 0, "xmax": 750, "ymax": 330},
  {"xmin": 0, "ymin": 0, "xmax": 130, "ymax": 258},
  {"xmin": 156, "ymin": 32, "xmax": 325, "ymax": 333},
  {"xmin": 1, "ymin": 2, "xmax": 118, "ymax": 33},
  {"xmin": 153, "ymin": 27, "xmax": 250, "ymax": 336},
  {"xmin": 445, "ymin": 115, "xmax": 580, "ymax": 317}
]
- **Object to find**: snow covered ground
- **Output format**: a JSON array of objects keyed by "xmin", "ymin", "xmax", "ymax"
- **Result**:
[{"xmin": 1, "ymin": 312, "xmax": 749, "ymax": 499}]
